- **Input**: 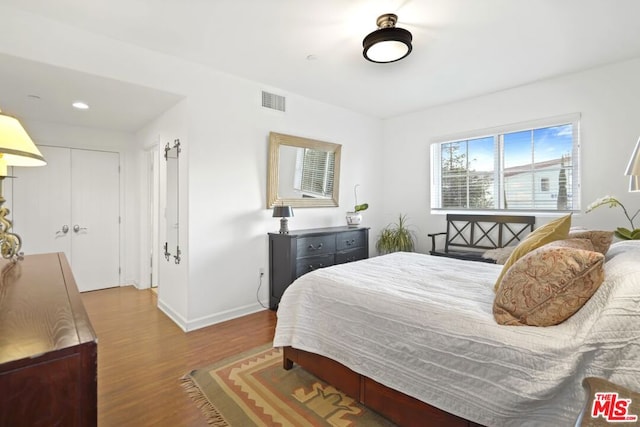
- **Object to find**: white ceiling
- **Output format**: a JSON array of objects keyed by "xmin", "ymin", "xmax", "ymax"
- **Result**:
[
  {"xmin": 0, "ymin": 54, "xmax": 184, "ymax": 132},
  {"xmin": 3, "ymin": 0, "xmax": 640, "ymax": 131}
]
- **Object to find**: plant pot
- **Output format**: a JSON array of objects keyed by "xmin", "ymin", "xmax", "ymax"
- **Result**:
[{"xmin": 346, "ymin": 211, "xmax": 362, "ymax": 227}]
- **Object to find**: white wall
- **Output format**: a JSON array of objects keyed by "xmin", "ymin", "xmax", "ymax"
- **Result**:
[
  {"xmin": 136, "ymin": 100, "xmax": 190, "ymax": 325},
  {"xmin": 185, "ymin": 81, "xmax": 383, "ymax": 328},
  {"xmin": 382, "ymin": 58, "xmax": 640, "ymax": 253}
]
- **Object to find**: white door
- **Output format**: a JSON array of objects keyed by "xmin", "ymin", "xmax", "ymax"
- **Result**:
[
  {"xmin": 11, "ymin": 146, "xmax": 120, "ymax": 292},
  {"xmin": 11, "ymin": 146, "xmax": 71, "ymax": 255},
  {"xmin": 70, "ymin": 149, "xmax": 120, "ymax": 291}
]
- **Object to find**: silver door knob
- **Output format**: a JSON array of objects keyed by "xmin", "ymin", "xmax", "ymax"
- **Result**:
[
  {"xmin": 73, "ymin": 224, "xmax": 88, "ymax": 233},
  {"xmin": 56, "ymin": 225, "xmax": 69, "ymax": 235}
]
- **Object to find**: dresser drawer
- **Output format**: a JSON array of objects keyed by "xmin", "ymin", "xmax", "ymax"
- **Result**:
[
  {"xmin": 336, "ymin": 247, "xmax": 367, "ymax": 264},
  {"xmin": 336, "ymin": 230, "xmax": 366, "ymax": 251},
  {"xmin": 297, "ymin": 235, "xmax": 336, "ymax": 257},
  {"xmin": 296, "ymin": 254, "xmax": 335, "ymax": 277}
]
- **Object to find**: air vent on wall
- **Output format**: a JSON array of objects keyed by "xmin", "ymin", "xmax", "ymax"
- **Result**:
[{"xmin": 262, "ymin": 91, "xmax": 286, "ymax": 112}]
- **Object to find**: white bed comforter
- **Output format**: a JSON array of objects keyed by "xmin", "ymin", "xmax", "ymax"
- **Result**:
[{"xmin": 273, "ymin": 241, "xmax": 640, "ymax": 427}]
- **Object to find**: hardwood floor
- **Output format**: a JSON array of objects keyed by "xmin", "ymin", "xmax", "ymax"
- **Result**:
[{"xmin": 81, "ymin": 286, "xmax": 277, "ymax": 427}]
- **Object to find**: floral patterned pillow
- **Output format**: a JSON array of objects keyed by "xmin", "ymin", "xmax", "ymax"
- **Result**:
[
  {"xmin": 567, "ymin": 230, "xmax": 614, "ymax": 255},
  {"xmin": 493, "ymin": 239, "xmax": 605, "ymax": 326}
]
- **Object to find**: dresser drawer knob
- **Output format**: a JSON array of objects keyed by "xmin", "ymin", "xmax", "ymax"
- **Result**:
[
  {"xmin": 308, "ymin": 243, "xmax": 323, "ymax": 251},
  {"xmin": 346, "ymin": 239, "xmax": 356, "ymax": 246},
  {"xmin": 309, "ymin": 263, "xmax": 325, "ymax": 271}
]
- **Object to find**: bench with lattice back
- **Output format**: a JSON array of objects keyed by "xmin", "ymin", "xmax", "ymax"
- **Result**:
[{"xmin": 428, "ymin": 214, "xmax": 535, "ymax": 263}]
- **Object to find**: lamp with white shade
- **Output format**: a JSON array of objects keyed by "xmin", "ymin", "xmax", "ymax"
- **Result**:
[
  {"xmin": 625, "ymin": 137, "xmax": 640, "ymax": 192},
  {"xmin": 0, "ymin": 111, "xmax": 46, "ymax": 260}
]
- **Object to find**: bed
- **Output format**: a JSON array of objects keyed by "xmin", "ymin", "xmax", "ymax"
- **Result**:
[{"xmin": 273, "ymin": 241, "xmax": 640, "ymax": 426}]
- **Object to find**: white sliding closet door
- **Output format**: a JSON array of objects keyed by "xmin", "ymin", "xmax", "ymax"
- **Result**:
[{"xmin": 11, "ymin": 146, "xmax": 121, "ymax": 292}]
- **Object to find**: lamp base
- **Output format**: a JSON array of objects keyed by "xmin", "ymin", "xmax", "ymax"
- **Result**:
[
  {"xmin": 279, "ymin": 217, "xmax": 289, "ymax": 234},
  {"xmin": 0, "ymin": 177, "xmax": 22, "ymax": 261}
]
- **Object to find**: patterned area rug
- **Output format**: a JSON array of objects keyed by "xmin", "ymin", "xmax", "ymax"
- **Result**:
[{"xmin": 181, "ymin": 344, "xmax": 395, "ymax": 426}]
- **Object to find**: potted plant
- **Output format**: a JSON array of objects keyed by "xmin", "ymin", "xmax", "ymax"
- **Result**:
[
  {"xmin": 346, "ymin": 184, "xmax": 368, "ymax": 227},
  {"xmin": 376, "ymin": 214, "xmax": 416, "ymax": 254},
  {"xmin": 586, "ymin": 195, "xmax": 640, "ymax": 240}
]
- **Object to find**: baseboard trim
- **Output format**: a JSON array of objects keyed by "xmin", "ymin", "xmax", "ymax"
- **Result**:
[
  {"xmin": 157, "ymin": 298, "xmax": 269, "ymax": 332},
  {"xmin": 157, "ymin": 298, "xmax": 189, "ymax": 331}
]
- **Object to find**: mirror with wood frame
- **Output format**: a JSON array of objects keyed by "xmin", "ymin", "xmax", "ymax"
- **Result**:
[{"xmin": 267, "ymin": 132, "xmax": 341, "ymax": 208}]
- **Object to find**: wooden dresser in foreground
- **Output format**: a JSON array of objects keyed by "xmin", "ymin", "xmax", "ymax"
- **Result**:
[{"xmin": 0, "ymin": 253, "xmax": 97, "ymax": 426}]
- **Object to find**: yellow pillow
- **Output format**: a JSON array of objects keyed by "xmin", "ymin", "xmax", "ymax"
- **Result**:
[{"xmin": 493, "ymin": 214, "xmax": 572, "ymax": 292}]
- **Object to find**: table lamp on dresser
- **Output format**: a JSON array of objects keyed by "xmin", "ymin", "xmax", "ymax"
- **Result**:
[
  {"xmin": 273, "ymin": 205, "xmax": 293, "ymax": 234},
  {"xmin": 0, "ymin": 111, "xmax": 46, "ymax": 260}
]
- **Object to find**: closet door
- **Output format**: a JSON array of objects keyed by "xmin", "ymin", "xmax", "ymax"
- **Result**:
[
  {"xmin": 11, "ymin": 146, "xmax": 71, "ymax": 256},
  {"xmin": 70, "ymin": 149, "xmax": 120, "ymax": 292},
  {"xmin": 11, "ymin": 146, "xmax": 120, "ymax": 292}
]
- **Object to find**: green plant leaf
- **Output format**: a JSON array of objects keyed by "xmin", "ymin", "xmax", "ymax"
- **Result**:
[
  {"xmin": 615, "ymin": 227, "xmax": 633, "ymax": 240},
  {"xmin": 632, "ymin": 229, "xmax": 640, "ymax": 239},
  {"xmin": 354, "ymin": 203, "xmax": 369, "ymax": 212},
  {"xmin": 375, "ymin": 213, "xmax": 416, "ymax": 254}
]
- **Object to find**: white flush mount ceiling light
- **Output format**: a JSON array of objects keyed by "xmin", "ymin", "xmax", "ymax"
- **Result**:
[{"xmin": 363, "ymin": 13, "xmax": 413, "ymax": 63}]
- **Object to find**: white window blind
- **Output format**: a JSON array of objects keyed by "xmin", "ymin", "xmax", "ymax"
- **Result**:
[
  {"xmin": 431, "ymin": 114, "xmax": 580, "ymax": 212},
  {"xmin": 298, "ymin": 148, "xmax": 335, "ymax": 198}
]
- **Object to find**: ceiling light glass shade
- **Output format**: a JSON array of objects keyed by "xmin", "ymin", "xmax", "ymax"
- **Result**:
[
  {"xmin": 363, "ymin": 14, "xmax": 413, "ymax": 63},
  {"xmin": 0, "ymin": 113, "xmax": 46, "ymax": 175}
]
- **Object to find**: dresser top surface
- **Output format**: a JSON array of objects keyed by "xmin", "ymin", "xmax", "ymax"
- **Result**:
[
  {"xmin": 269, "ymin": 226, "xmax": 369, "ymax": 238},
  {"xmin": 0, "ymin": 253, "xmax": 97, "ymax": 365}
]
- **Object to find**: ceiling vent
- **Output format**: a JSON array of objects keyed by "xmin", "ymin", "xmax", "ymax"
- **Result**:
[{"xmin": 262, "ymin": 91, "xmax": 286, "ymax": 112}]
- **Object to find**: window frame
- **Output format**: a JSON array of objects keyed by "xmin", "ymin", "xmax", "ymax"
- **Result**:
[{"xmin": 430, "ymin": 113, "xmax": 581, "ymax": 214}]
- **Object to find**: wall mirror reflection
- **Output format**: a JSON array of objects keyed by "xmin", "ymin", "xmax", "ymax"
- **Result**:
[
  {"xmin": 267, "ymin": 132, "xmax": 341, "ymax": 208},
  {"xmin": 164, "ymin": 139, "xmax": 181, "ymax": 264}
]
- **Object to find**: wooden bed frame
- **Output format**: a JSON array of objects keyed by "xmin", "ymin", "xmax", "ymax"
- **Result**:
[{"xmin": 283, "ymin": 346, "xmax": 484, "ymax": 427}]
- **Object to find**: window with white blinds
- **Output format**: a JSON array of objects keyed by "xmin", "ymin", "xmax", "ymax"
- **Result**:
[
  {"xmin": 297, "ymin": 148, "xmax": 335, "ymax": 198},
  {"xmin": 431, "ymin": 114, "xmax": 580, "ymax": 212}
]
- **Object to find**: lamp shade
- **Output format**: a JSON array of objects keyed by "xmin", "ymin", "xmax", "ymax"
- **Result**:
[
  {"xmin": 625, "ymin": 137, "xmax": 640, "ymax": 176},
  {"xmin": 0, "ymin": 113, "xmax": 46, "ymax": 174},
  {"xmin": 363, "ymin": 14, "xmax": 413, "ymax": 63},
  {"xmin": 272, "ymin": 206, "xmax": 293, "ymax": 218},
  {"xmin": 629, "ymin": 176, "xmax": 640, "ymax": 192}
]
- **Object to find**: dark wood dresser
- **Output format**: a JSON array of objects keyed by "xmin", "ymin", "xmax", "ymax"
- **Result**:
[
  {"xmin": 0, "ymin": 252, "xmax": 97, "ymax": 426},
  {"xmin": 268, "ymin": 226, "xmax": 369, "ymax": 309}
]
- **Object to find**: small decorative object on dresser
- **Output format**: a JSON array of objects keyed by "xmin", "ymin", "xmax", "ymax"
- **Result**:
[
  {"xmin": 268, "ymin": 226, "xmax": 369, "ymax": 309},
  {"xmin": 346, "ymin": 184, "xmax": 368, "ymax": 227}
]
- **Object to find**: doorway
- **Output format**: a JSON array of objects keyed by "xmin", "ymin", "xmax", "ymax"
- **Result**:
[{"xmin": 147, "ymin": 146, "xmax": 160, "ymax": 289}]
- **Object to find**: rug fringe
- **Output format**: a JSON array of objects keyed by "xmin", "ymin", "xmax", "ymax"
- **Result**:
[{"xmin": 181, "ymin": 374, "xmax": 230, "ymax": 427}]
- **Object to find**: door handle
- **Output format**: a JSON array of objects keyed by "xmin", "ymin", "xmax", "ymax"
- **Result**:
[
  {"xmin": 56, "ymin": 225, "xmax": 69, "ymax": 235},
  {"xmin": 73, "ymin": 224, "xmax": 88, "ymax": 233}
]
